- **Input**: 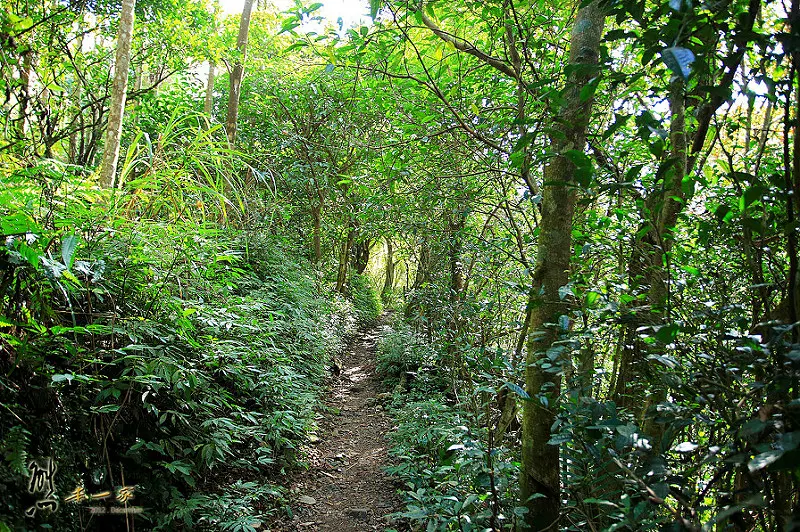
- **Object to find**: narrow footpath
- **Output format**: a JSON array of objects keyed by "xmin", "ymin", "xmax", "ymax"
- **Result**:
[{"xmin": 275, "ymin": 320, "xmax": 404, "ymax": 531}]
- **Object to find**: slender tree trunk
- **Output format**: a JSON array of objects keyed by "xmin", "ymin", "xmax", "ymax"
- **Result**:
[
  {"xmin": 518, "ymin": 2, "xmax": 605, "ymax": 529},
  {"xmin": 16, "ymin": 50, "xmax": 34, "ymax": 144},
  {"xmin": 448, "ymin": 214, "xmax": 465, "ymax": 299},
  {"xmin": 99, "ymin": 0, "xmax": 136, "ymax": 188},
  {"xmin": 225, "ymin": 0, "xmax": 254, "ymax": 147},
  {"xmin": 613, "ymin": 78, "xmax": 687, "ymax": 419},
  {"xmin": 68, "ymin": 35, "xmax": 85, "ymax": 164},
  {"xmin": 335, "ymin": 224, "xmax": 355, "ymax": 294},
  {"xmin": 446, "ymin": 213, "xmax": 466, "ymax": 366},
  {"xmin": 352, "ymin": 235, "xmax": 371, "ymax": 274},
  {"xmin": 311, "ymin": 203, "xmax": 322, "ymax": 264},
  {"xmin": 494, "ymin": 291, "xmax": 533, "ymax": 442},
  {"xmin": 382, "ymin": 237, "xmax": 395, "ymax": 301},
  {"xmin": 789, "ymin": 0, "xmax": 800, "ymax": 343},
  {"xmin": 612, "ymin": 0, "xmax": 761, "ymax": 416},
  {"xmin": 405, "ymin": 239, "xmax": 431, "ymax": 324},
  {"xmin": 204, "ymin": 62, "xmax": 215, "ymax": 118}
]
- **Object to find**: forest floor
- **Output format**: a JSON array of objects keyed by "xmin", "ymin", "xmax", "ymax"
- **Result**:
[{"xmin": 272, "ymin": 318, "xmax": 405, "ymax": 531}]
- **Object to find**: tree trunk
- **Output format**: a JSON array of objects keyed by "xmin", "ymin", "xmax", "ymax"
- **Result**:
[
  {"xmin": 788, "ymin": 0, "xmax": 800, "ymax": 343},
  {"xmin": 204, "ymin": 62, "xmax": 215, "ymax": 118},
  {"xmin": 613, "ymin": 78, "xmax": 686, "ymax": 420},
  {"xmin": 382, "ymin": 237, "xmax": 395, "ymax": 301},
  {"xmin": 405, "ymin": 239, "xmax": 431, "ymax": 324},
  {"xmin": 335, "ymin": 224, "xmax": 355, "ymax": 294},
  {"xmin": 445, "ymin": 212, "xmax": 466, "ymax": 365},
  {"xmin": 311, "ymin": 203, "xmax": 322, "ymax": 264},
  {"xmin": 518, "ymin": 2, "xmax": 605, "ymax": 529},
  {"xmin": 612, "ymin": 0, "xmax": 760, "ymax": 417},
  {"xmin": 225, "ymin": 0, "xmax": 254, "ymax": 147},
  {"xmin": 15, "ymin": 50, "xmax": 34, "ymax": 144},
  {"xmin": 99, "ymin": 0, "xmax": 136, "ymax": 188},
  {"xmin": 352, "ymin": 237, "xmax": 371, "ymax": 274},
  {"xmin": 448, "ymin": 213, "xmax": 465, "ymax": 300}
]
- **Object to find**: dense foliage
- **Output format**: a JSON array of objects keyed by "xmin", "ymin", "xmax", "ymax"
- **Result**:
[{"xmin": 2, "ymin": 0, "xmax": 800, "ymax": 529}]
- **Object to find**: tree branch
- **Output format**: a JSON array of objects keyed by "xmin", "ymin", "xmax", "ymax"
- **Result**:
[{"xmin": 416, "ymin": 4, "xmax": 519, "ymax": 80}]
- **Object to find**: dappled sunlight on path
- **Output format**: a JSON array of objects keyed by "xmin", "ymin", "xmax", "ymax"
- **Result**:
[{"xmin": 273, "ymin": 321, "xmax": 403, "ymax": 531}]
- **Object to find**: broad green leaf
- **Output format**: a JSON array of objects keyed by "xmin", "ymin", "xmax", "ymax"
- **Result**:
[
  {"xmin": 61, "ymin": 234, "xmax": 79, "ymax": 269},
  {"xmin": 748, "ymin": 450, "xmax": 782, "ymax": 472},
  {"xmin": 661, "ymin": 47, "xmax": 695, "ymax": 79},
  {"xmin": 505, "ymin": 382, "xmax": 531, "ymax": 400},
  {"xmin": 742, "ymin": 184, "xmax": 768, "ymax": 208},
  {"xmin": 585, "ymin": 291, "xmax": 600, "ymax": 307},
  {"xmin": 655, "ymin": 323, "xmax": 680, "ymax": 343},
  {"xmin": 1, "ymin": 213, "xmax": 39, "ymax": 235}
]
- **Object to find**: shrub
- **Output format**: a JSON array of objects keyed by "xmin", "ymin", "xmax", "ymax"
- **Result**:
[
  {"xmin": 386, "ymin": 398, "xmax": 521, "ymax": 531},
  {"xmin": 376, "ymin": 325, "xmax": 435, "ymax": 384},
  {"xmin": 0, "ymin": 160, "xmax": 356, "ymax": 529},
  {"xmin": 349, "ymin": 273, "xmax": 382, "ymax": 326}
]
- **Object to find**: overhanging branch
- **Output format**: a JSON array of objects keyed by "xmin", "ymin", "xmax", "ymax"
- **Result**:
[{"xmin": 416, "ymin": 4, "xmax": 519, "ymax": 81}]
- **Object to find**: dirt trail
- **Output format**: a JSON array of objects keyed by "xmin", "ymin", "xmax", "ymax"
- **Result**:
[{"xmin": 275, "ymin": 320, "xmax": 403, "ymax": 531}]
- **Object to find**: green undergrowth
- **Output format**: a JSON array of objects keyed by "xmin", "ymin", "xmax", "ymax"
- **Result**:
[
  {"xmin": 0, "ymin": 224, "xmax": 353, "ymax": 530},
  {"xmin": 348, "ymin": 272, "xmax": 382, "ymax": 326},
  {"xmin": 0, "ymin": 152, "xmax": 359, "ymax": 530},
  {"xmin": 377, "ymin": 322, "xmax": 522, "ymax": 531}
]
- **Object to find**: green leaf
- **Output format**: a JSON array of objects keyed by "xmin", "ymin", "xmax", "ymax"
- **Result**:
[
  {"xmin": 583, "ymin": 498, "xmax": 619, "ymax": 508},
  {"xmin": 748, "ymin": 450, "xmax": 782, "ymax": 472},
  {"xmin": 579, "ymin": 77, "xmax": 601, "ymax": 103},
  {"xmin": 714, "ymin": 204, "xmax": 734, "ymax": 223},
  {"xmin": 505, "ymin": 382, "xmax": 531, "ymax": 400},
  {"xmin": 616, "ymin": 424, "xmax": 637, "ymax": 437},
  {"xmin": 655, "ymin": 323, "xmax": 680, "ymax": 343},
  {"xmin": 681, "ymin": 265, "xmax": 700, "ymax": 276},
  {"xmin": 548, "ymin": 432, "xmax": 572, "ymax": 445},
  {"xmin": 585, "ymin": 291, "xmax": 600, "ymax": 307},
  {"xmin": 92, "ymin": 404, "xmax": 120, "ymax": 414},
  {"xmin": 661, "ymin": 47, "xmax": 695, "ymax": 79},
  {"xmin": 369, "ymin": 0, "xmax": 381, "ymax": 18},
  {"xmin": 742, "ymin": 184, "xmax": 768, "ymax": 208},
  {"xmin": 738, "ymin": 419, "xmax": 767, "ymax": 438},
  {"xmin": 1, "ymin": 213, "xmax": 39, "ymax": 235},
  {"xmin": 61, "ymin": 234, "xmax": 79, "ymax": 269}
]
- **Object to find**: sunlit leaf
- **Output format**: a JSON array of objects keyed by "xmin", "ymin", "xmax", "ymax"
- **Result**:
[{"xmin": 661, "ymin": 46, "xmax": 695, "ymax": 79}]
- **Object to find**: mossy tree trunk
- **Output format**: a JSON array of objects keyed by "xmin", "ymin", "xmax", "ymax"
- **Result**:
[
  {"xmin": 518, "ymin": 2, "xmax": 605, "ymax": 529},
  {"xmin": 382, "ymin": 237, "xmax": 395, "ymax": 300}
]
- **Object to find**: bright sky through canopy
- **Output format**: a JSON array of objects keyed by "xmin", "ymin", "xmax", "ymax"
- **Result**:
[{"xmin": 218, "ymin": 0, "xmax": 371, "ymax": 29}]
